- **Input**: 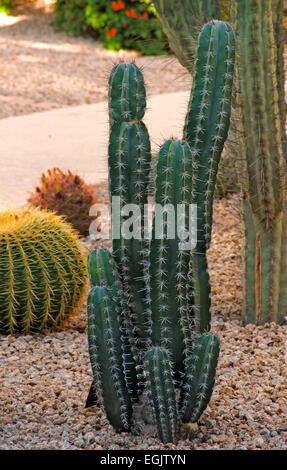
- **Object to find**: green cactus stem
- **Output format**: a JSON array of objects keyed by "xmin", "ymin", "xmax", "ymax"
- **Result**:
[
  {"xmin": 87, "ymin": 285, "xmax": 134, "ymax": 431},
  {"xmin": 87, "ymin": 248, "xmax": 140, "ymax": 399},
  {"xmin": 184, "ymin": 20, "xmax": 235, "ymax": 334},
  {"xmin": 144, "ymin": 347, "xmax": 180, "ymax": 444},
  {"xmin": 190, "ymin": 253, "xmax": 211, "ymax": 334},
  {"xmin": 180, "ymin": 333, "xmax": 220, "ymax": 423},
  {"xmin": 233, "ymin": 0, "xmax": 284, "ymax": 225},
  {"xmin": 108, "ymin": 62, "xmax": 151, "ymax": 348},
  {"xmin": 108, "ymin": 61, "xmax": 146, "ymax": 123},
  {"xmin": 231, "ymin": 0, "xmax": 287, "ymax": 324},
  {"xmin": 184, "ymin": 20, "xmax": 235, "ymax": 252},
  {"xmin": 88, "ymin": 247, "xmax": 120, "ymax": 287},
  {"xmin": 148, "ymin": 139, "xmax": 194, "ymax": 378}
]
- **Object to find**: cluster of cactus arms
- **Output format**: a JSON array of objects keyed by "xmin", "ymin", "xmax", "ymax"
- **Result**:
[
  {"xmin": 86, "ymin": 20, "xmax": 235, "ymax": 443},
  {"xmin": 155, "ymin": 0, "xmax": 287, "ymax": 325}
]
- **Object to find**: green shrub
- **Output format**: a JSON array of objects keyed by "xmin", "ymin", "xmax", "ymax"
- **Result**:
[
  {"xmin": 53, "ymin": 0, "xmax": 88, "ymax": 36},
  {"xmin": 0, "ymin": 0, "xmax": 12, "ymax": 14},
  {"xmin": 53, "ymin": 0, "xmax": 167, "ymax": 55}
]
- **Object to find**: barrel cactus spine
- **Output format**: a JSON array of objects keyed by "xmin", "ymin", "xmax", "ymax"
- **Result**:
[
  {"xmin": 0, "ymin": 208, "xmax": 87, "ymax": 333},
  {"xmin": 87, "ymin": 20, "xmax": 234, "ymax": 443}
]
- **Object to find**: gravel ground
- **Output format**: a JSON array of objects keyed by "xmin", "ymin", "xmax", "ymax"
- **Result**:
[
  {"xmin": 0, "ymin": 1, "xmax": 190, "ymax": 120},
  {"xmin": 1, "ymin": 191, "xmax": 287, "ymax": 450},
  {"xmin": 0, "ymin": 2, "xmax": 286, "ymax": 451},
  {"xmin": 1, "ymin": 319, "xmax": 286, "ymax": 451}
]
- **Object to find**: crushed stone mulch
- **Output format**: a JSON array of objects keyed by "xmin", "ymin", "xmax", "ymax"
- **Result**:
[{"xmin": 1, "ymin": 190, "xmax": 286, "ymax": 450}]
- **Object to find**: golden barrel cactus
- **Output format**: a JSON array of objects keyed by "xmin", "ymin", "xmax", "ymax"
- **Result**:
[{"xmin": 0, "ymin": 208, "xmax": 87, "ymax": 333}]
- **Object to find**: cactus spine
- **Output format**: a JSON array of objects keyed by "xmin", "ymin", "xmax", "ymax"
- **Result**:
[
  {"xmin": 87, "ymin": 285, "xmax": 133, "ymax": 431},
  {"xmin": 0, "ymin": 208, "xmax": 87, "ymax": 333},
  {"xmin": 87, "ymin": 21, "xmax": 234, "ymax": 442},
  {"xmin": 108, "ymin": 62, "xmax": 152, "ymax": 347},
  {"xmin": 231, "ymin": 0, "xmax": 287, "ymax": 324},
  {"xmin": 149, "ymin": 139, "xmax": 193, "ymax": 378},
  {"xmin": 144, "ymin": 347, "xmax": 180, "ymax": 444},
  {"xmin": 180, "ymin": 333, "xmax": 220, "ymax": 423},
  {"xmin": 185, "ymin": 20, "xmax": 235, "ymax": 331}
]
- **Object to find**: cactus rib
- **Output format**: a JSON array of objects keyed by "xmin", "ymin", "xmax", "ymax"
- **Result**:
[
  {"xmin": 144, "ymin": 346, "xmax": 179, "ymax": 444},
  {"xmin": 149, "ymin": 139, "xmax": 193, "ymax": 378},
  {"xmin": 87, "ymin": 285, "xmax": 133, "ymax": 431},
  {"xmin": 108, "ymin": 62, "xmax": 151, "ymax": 349},
  {"xmin": 180, "ymin": 333, "xmax": 220, "ymax": 423}
]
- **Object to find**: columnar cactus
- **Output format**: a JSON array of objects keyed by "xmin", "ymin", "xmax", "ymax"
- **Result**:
[
  {"xmin": 87, "ymin": 285, "xmax": 133, "ymax": 432},
  {"xmin": 87, "ymin": 248, "xmax": 141, "ymax": 401},
  {"xmin": 87, "ymin": 21, "xmax": 234, "ymax": 443},
  {"xmin": 155, "ymin": 0, "xmax": 287, "ymax": 325},
  {"xmin": 0, "ymin": 208, "xmax": 87, "ymax": 333},
  {"xmin": 108, "ymin": 61, "xmax": 152, "ymax": 348},
  {"xmin": 148, "ymin": 139, "xmax": 194, "ymax": 379},
  {"xmin": 231, "ymin": 0, "xmax": 287, "ymax": 324},
  {"xmin": 184, "ymin": 19, "xmax": 235, "ymax": 331},
  {"xmin": 144, "ymin": 347, "xmax": 180, "ymax": 444},
  {"xmin": 180, "ymin": 333, "xmax": 220, "ymax": 423}
]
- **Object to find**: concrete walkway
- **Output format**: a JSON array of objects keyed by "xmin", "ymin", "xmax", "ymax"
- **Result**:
[{"xmin": 0, "ymin": 91, "xmax": 190, "ymax": 210}]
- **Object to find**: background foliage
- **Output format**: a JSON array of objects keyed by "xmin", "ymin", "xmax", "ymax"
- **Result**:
[
  {"xmin": 53, "ymin": 0, "xmax": 167, "ymax": 55},
  {"xmin": 0, "ymin": 0, "xmax": 12, "ymax": 14}
]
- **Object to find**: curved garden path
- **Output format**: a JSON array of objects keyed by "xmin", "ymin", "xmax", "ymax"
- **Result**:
[{"xmin": 0, "ymin": 1, "xmax": 190, "ymax": 209}]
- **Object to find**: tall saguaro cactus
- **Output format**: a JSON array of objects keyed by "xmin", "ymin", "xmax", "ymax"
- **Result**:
[
  {"xmin": 87, "ymin": 20, "xmax": 234, "ymax": 443},
  {"xmin": 231, "ymin": 0, "xmax": 287, "ymax": 324}
]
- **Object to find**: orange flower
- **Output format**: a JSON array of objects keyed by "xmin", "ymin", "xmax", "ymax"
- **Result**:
[
  {"xmin": 106, "ymin": 27, "xmax": 117, "ymax": 37},
  {"xmin": 125, "ymin": 8, "xmax": 148, "ymax": 19},
  {"xmin": 125, "ymin": 8, "xmax": 138, "ymax": 18},
  {"xmin": 112, "ymin": 1, "xmax": 125, "ymax": 11}
]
